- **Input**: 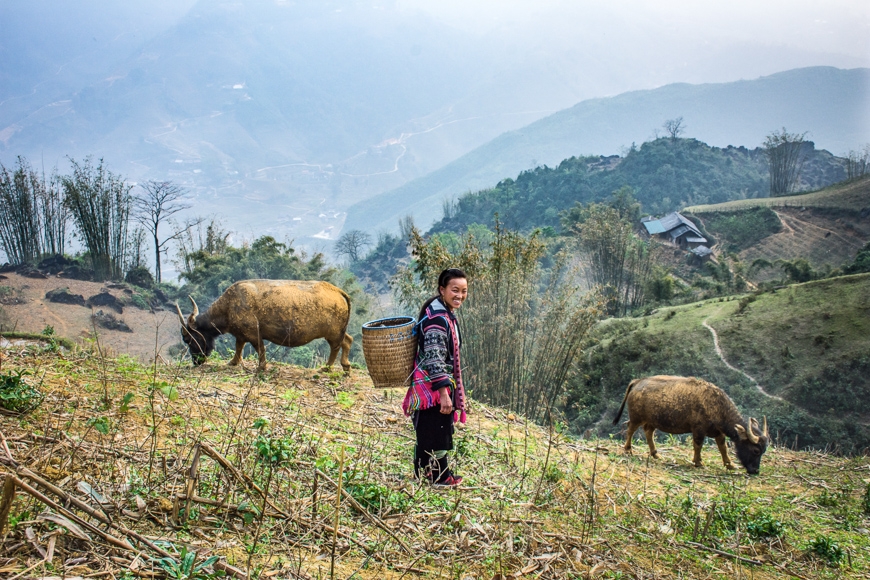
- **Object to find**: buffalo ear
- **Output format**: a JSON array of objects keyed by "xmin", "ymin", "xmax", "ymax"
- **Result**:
[
  {"xmin": 187, "ymin": 295, "xmax": 199, "ymax": 328},
  {"xmin": 735, "ymin": 423, "xmax": 760, "ymax": 444}
]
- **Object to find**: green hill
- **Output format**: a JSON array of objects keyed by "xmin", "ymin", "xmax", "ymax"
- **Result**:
[
  {"xmin": 344, "ymin": 67, "xmax": 870, "ymax": 236},
  {"xmin": 424, "ymin": 137, "xmax": 846, "ymax": 234},
  {"xmin": 568, "ymin": 273, "xmax": 870, "ymax": 452},
  {"xmin": 685, "ymin": 176, "xmax": 870, "ymax": 276}
]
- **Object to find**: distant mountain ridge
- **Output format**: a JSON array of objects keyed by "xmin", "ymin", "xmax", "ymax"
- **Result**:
[{"xmin": 345, "ymin": 67, "xmax": 870, "ymax": 236}]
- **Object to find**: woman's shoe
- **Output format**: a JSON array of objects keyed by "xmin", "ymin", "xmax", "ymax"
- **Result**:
[{"xmin": 432, "ymin": 474, "xmax": 463, "ymax": 487}]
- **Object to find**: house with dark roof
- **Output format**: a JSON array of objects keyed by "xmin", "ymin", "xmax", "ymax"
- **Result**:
[{"xmin": 641, "ymin": 212, "xmax": 708, "ymax": 249}]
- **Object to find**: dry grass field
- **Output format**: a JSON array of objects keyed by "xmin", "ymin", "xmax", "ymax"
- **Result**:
[{"xmin": 0, "ymin": 339, "xmax": 867, "ymax": 579}]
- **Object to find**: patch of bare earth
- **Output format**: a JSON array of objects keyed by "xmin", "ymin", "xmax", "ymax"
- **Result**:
[
  {"xmin": 0, "ymin": 272, "xmax": 180, "ymax": 361},
  {"xmin": 739, "ymin": 207, "xmax": 869, "ymax": 279}
]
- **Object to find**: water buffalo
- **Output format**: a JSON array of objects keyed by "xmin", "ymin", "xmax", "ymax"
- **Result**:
[
  {"xmin": 176, "ymin": 279, "xmax": 353, "ymax": 372},
  {"xmin": 612, "ymin": 375, "xmax": 769, "ymax": 474}
]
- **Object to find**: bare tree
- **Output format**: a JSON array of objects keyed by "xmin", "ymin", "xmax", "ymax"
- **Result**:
[
  {"xmin": 663, "ymin": 117, "xmax": 685, "ymax": 141},
  {"xmin": 334, "ymin": 229, "xmax": 372, "ymax": 263},
  {"xmin": 133, "ymin": 180, "xmax": 203, "ymax": 283},
  {"xmin": 764, "ymin": 128, "xmax": 807, "ymax": 196},
  {"xmin": 63, "ymin": 157, "xmax": 132, "ymax": 281}
]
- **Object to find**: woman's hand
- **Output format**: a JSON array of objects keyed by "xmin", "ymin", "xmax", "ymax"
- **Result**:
[{"xmin": 438, "ymin": 387, "xmax": 453, "ymax": 414}]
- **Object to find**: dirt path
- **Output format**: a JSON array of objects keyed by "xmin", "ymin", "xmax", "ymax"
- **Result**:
[{"xmin": 702, "ymin": 315, "xmax": 784, "ymax": 402}]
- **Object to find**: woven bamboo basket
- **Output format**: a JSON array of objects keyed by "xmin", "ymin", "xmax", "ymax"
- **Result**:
[{"xmin": 361, "ymin": 316, "xmax": 417, "ymax": 388}]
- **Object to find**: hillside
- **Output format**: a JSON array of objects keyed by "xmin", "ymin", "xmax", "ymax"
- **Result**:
[
  {"xmin": 419, "ymin": 137, "xmax": 847, "ymax": 235},
  {"xmin": 344, "ymin": 67, "xmax": 870, "ymax": 236},
  {"xmin": 568, "ymin": 273, "xmax": 870, "ymax": 452},
  {"xmin": 0, "ymin": 343, "xmax": 868, "ymax": 578},
  {"xmin": 685, "ymin": 176, "xmax": 870, "ymax": 278},
  {"xmin": 0, "ymin": 271, "xmax": 179, "ymax": 359}
]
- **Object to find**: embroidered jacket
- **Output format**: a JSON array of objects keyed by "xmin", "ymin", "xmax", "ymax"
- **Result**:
[{"xmin": 401, "ymin": 298, "xmax": 467, "ymax": 423}]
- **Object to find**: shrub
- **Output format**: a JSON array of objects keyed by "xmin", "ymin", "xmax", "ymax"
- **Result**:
[
  {"xmin": 746, "ymin": 512, "xmax": 784, "ymax": 539},
  {"xmin": 0, "ymin": 369, "xmax": 43, "ymax": 413},
  {"xmin": 807, "ymin": 535, "xmax": 844, "ymax": 565}
]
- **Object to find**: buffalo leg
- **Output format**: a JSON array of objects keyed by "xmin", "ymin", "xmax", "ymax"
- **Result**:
[
  {"xmin": 692, "ymin": 433, "xmax": 705, "ymax": 467},
  {"xmin": 714, "ymin": 434, "xmax": 735, "ymax": 469},
  {"xmin": 340, "ymin": 332, "xmax": 353, "ymax": 372},
  {"xmin": 624, "ymin": 421, "xmax": 640, "ymax": 454},
  {"xmin": 643, "ymin": 425, "xmax": 659, "ymax": 458},
  {"xmin": 325, "ymin": 337, "xmax": 341, "ymax": 369},
  {"xmin": 255, "ymin": 338, "xmax": 267, "ymax": 371},
  {"xmin": 229, "ymin": 340, "xmax": 245, "ymax": 366}
]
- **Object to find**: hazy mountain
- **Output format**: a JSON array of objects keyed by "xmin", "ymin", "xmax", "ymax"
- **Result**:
[
  {"xmin": 2, "ymin": 0, "xmax": 868, "ymax": 252},
  {"xmin": 344, "ymin": 67, "xmax": 870, "ymax": 236}
]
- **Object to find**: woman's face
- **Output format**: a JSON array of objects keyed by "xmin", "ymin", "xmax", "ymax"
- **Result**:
[{"xmin": 439, "ymin": 277, "xmax": 468, "ymax": 311}]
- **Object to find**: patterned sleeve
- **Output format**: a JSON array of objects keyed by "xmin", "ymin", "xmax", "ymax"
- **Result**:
[{"xmin": 418, "ymin": 317, "xmax": 454, "ymax": 391}]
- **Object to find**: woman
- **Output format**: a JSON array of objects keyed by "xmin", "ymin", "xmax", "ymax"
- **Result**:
[{"xmin": 402, "ymin": 268, "xmax": 468, "ymax": 487}]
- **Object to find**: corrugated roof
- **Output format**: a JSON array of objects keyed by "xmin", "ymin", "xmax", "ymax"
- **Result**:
[{"xmin": 643, "ymin": 212, "xmax": 703, "ymax": 238}]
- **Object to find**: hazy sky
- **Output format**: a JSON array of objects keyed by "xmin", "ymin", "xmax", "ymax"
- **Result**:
[{"xmin": 408, "ymin": 0, "xmax": 870, "ymax": 90}]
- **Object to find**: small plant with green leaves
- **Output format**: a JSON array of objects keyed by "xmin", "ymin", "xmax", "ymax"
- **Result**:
[
  {"xmin": 807, "ymin": 535, "xmax": 844, "ymax": 565},
  {"xmin": 0, "ymin": 369, "xmax": 43, "ymax": 413},
  {"xmin": 154, "ymin": 546, "xmax": 225, "ymax": 580},
  {"xmin": 87, "ymin": 416, "xmax": 112, "ymax": 435},
  {"xmin": 746, "ymin": 511, "xmax": 784, "ymax": 539},
  {"xmin": 254, "ymin": 434, "xmax": 294, "ymax": 465}
]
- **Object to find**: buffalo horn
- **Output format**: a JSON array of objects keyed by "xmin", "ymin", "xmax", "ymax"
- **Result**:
[
  {"xmin": 188, "ymin": 295, "xmax": 199, "ymax": 327},
  {"xmin": 762, "ymin": 416, "xmax": 769, "ymax": 438},
  {"xmin": 175, "ymin": 303, "xmax": 187, "ymax": 327},
  {"xmin": 747, "ymin": 418, "xmax": 760, "ymax": 444}
]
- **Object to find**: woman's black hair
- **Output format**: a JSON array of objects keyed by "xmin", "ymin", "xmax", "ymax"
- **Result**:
[{"xmin": 417, "ymin": 268, "xmax": 467, "ymax": 321}]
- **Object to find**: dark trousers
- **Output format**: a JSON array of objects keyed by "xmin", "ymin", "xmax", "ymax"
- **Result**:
[{"xmin": 412, "ymin": 406, "xmax": 454, "ymax": 482}]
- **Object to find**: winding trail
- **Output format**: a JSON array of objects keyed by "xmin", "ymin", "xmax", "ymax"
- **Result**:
[{"xmin": 702, "ymin": 315, "xmax": 784, "ymax": 402}]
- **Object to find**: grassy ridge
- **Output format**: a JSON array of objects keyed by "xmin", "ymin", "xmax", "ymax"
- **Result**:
[
  {"xmin": 684, "ymin": 175, "xmax": 870, "ymax": 213},
  {"xmin": 0, "ymin": 342, "xmax": 868, "ymax": 578},
  {"xmin": 569, "ymin": 273, "xmax": 870, "ymax": 452}
]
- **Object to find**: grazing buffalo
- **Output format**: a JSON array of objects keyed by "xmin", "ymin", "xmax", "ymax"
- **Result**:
[
  {"xmin": 176, "ymin": 279, "xmax": 353, "ymax": 372},
  {"xmin": 612, "ymin": 375, "xmax": 769, "ymax": 474}
]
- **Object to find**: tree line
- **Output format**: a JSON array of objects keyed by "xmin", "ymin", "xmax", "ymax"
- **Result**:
[{"xmin": 0, "ymin": 156, "xmax": 199, "ymax": 284}]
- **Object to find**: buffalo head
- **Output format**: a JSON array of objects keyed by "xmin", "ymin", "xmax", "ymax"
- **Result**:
[
  {"xmin": 733, "ymin": 417, "xmax": 769, "ymax": 475},
  {"xmin": 176, "ymin": 296, "xmax": 214, "ymax": 366}
]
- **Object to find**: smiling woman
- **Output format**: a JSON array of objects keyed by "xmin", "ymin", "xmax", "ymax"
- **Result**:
[{"xmin": 402, "ymin": 268, "xmax": 468, "ymax": 487}]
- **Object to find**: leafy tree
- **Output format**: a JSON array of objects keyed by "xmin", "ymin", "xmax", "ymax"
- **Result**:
[
  {"xmin": 133, "ymin": 180, "xmax": 203, "ymax": 283},
  {"xmin": 62, "ymin": 157, "xmax": 132, "ymax": 281},
  {"xmin": 844, "ymin": 242, "xmax": 870, "ymax": 275},
  {"xmin": 334, "ymin": 229, "xmax": 372, "ymax": 263},
  {"xmin": 180, "ymin": 235, "xmax": 331, "ymax": 301},
  {"xmin": 764, "ymin": 128, "xmax": 807, "ymax": 196},
  {"xmin": 565, "ymin": 199, "xmax": 653, "ymax": 316},
  {"xmin": 0, "ymin": 157, "xmax": 68, "ymax": 264},
  {"xmin": 776, "ymin": 258, "xmax": 816, "ymax": 283},
  {"xmin": 175, "ymin": 218, "xmax": 231, "ymax": 277}
]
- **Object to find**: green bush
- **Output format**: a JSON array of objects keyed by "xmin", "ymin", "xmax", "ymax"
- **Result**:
[
  {"xmin": 703, "ymin": 207, "xmax": 781, "ymax": 253},
  {"xmin": 746, "ymin": 512, "xmax": 784, "ymax": 539},
  {"xmin": 0, "ymin": 369, "xmax": 43, "ymax": 413},
  {"xmin": 807, "ymin": 535, "xmax": 844, "ymax": 565}
]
